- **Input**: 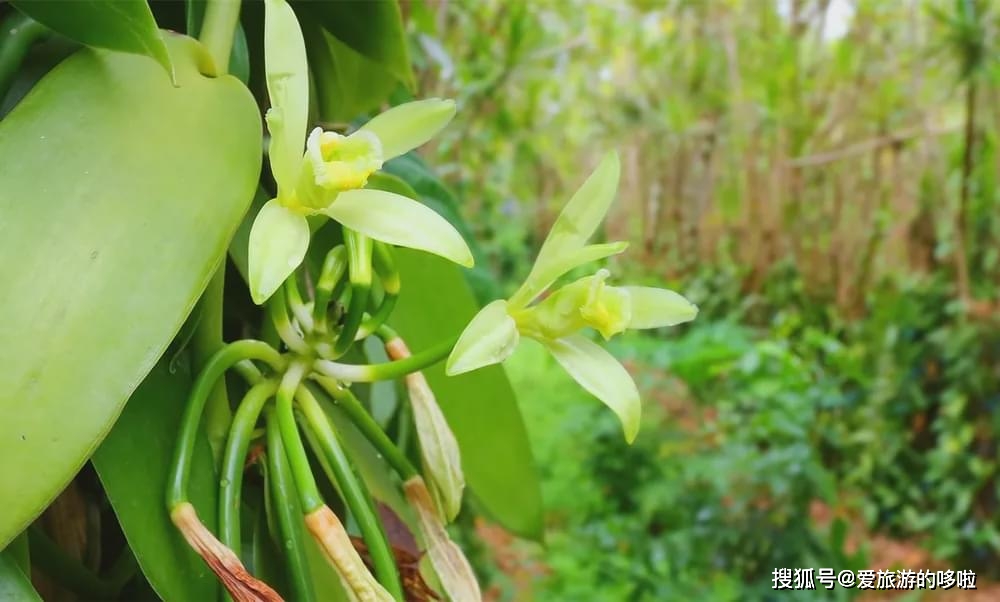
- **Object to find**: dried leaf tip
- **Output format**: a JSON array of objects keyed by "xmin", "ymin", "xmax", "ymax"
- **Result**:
[
  {"xmin": 387, "ymin": 338, "xmax": 466, "ymax": 522},
  {"xmin": 170, "ymin": 502, "xmax": 283, "ymax": 602},
  {"xmin": 404, "ymin": 477, "xmax": 482, "ymax": 602}
]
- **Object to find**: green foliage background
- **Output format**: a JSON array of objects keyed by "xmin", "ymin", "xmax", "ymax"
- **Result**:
[{"xmin": 413, "ymin": 0, "xmax": 1000, "ymax": 599}]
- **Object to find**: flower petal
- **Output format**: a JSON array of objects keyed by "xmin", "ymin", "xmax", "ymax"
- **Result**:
[
  {"xmin": 323, "ymin": 189, "xmax": 473, "ymax": 268},
  {"xmin": 542, "ymin": 334, "xmax": 641, "ymax": 443},
  {"xmin": 530, "ymin": 149, "xmax": 619, "ymax": 276},
  {"xmin": 264, "ymin": 0, "xmax": 309, "ymax": 194},
  {"xmin": 623, "ymin": 286, "xmax": 698, "ymax": 329},
  {"xmin": 508, "ymin": 241, "xmax": 628, "ymax": 308},
  {"xmin": 445, "ymin": 300, "xmax": 520, "ymax": 376},
  {"xmin": 358, "ymin": 98, "xmax": 456, "ymax": 160},
  {"xmin": 248, "ymin": 199, "xmax": 310, "ymax": 305}
]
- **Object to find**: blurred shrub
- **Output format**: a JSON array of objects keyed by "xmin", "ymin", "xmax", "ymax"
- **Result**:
[{"xmin": 493, "ymin": 259, "xmax": 1000, "ymax": 599}]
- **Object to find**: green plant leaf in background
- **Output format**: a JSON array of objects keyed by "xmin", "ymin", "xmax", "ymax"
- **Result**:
[
  {"xmin": 304, "ymin": 22, "xmax": 399, "ymax": 124},
  {"xmin": 92, "ymin": 358, "xmax": 220, "ymax": 602},
  {"xmin": 9, "ymin": 0, "xmax": 174, "ymax": 79},
  {"xmin": 0, "ymin": 34, "xmax": 261, "ymax": 547},
  {"xmin": 388, "ymin": 250, "xmax": 544, "ymax": 540},
  {"xmin": 0, "ymin": 548, "xmax": 40, "ymax": 602},
  {"xmin": 292, "ymin": 0, "xmax": 413, "ymax": 89}
]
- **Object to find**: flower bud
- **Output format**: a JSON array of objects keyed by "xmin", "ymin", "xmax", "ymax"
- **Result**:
[
  {"xmin": 170, "ymin": 502, "xmax": 282, "ymax": 602},
  {"xmin": 386, "ymin": 338, "xmax": 465, "ymax": 521},
  {"xmin": 404, "ymin": 477, "xmax": 481, "ymax": 602}
]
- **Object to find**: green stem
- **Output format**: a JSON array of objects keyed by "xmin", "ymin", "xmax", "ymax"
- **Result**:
[
  {"xmin": 313, "ymin": 245, "xmax": 347, "ymax": 332},
  {"xmin": 295, "ymin": 387, "xmax": 404, "ymax": 600},
  {"xmin": 0, "ymin": 12, "xmax": 48, "ymax": 102},
  {"xmin": 372, "ymin": 241, "xmax": 401, "ymax": 295},
  {"xmin": 167, "ymin": 340, "xmax": 285, "ymax": 510},
  {"xmin": 268, "ymin": 286, "xmax": 310, "ymax": 354},
  {"xmin": 27, "ymin": 527, "xmax": 116, "ymax": 599},
  {"xmin": 233, "ymin": 359, "xmax": 263, "ymax": 384},
  {"xmin": 313, "ymin": 335, "xmax": 457, "ymax": 382},
  {"xmin": 195, "ymin": 269, "xmax": 233, "ymax": 463},
  {"xmin": 264, "ymin": 407, "xmax": 317, "ymax": 602},
  {"xmin": 355, "ymin": 293, "xmax": 398, "ymax": 341},
  {"xmin": 275, "ymin": 362, "xmax": 324, "ymax": 512},
  {"xmin": 334, "ymin": 231, "xmax": 372, "ymax": 356},
  {"xmin": 219, "ymin": 380, "xmax": 279, "ymax": 552},
  {"xmin": 199, "ymin": 0, "xmax": 242, "ymax": 74},
  {"xmin": 285, "ymin": 275, "xmax": 314, "ymax": 333},
  {"xmin": 311, "ymin": 377, "xmax": 417, "ymax": 479}
]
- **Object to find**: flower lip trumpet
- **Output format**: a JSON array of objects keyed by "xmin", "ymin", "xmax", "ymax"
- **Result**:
[
  {"xmin": 247, "ymin": 0, "xmax": 471, "ymax": 305},
  {"xmin": 296, "ymin": 128, "xmax": 384, "ymax": 210},
  {"xmin": 445, "ymin": 151, "xmax": 699, "ymax": 443}
]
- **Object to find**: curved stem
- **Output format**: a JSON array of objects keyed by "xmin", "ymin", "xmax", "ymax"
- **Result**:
[
  {"xmin": 313, "ymin": 245, "xmax": 347, "ymax": 332},
  {"xmin": 275, "ymin": 362, "xmax": 324, "ymax": 512},
  {"xmin": 311, "ymin": 377, "xmax": 417, "ymax": 479},
  {"xmin": 219, "ymin": 380, "xmax": 279, "ymax": 552},
  {"xmin": 268, "ymin": 286, "xmax": 310, "ymax": 354},
  {"xmin": 313, "ymin": 335, "xmax": 457, "ymax": 382},
  {"xmin": 0, "ymin": 12, "xmax": 48, "ymax": 102},
  {"xmin": 199, "ymin": 0, "xmax": 241, "ymax": 74},
  {"xmin": 334, "ymin": 230, "xmax": 372, "ymax": 355},
  {"xmin": 167, "ymin": 340, "xmax": 285, "ymax": 510},
  {"xmin": 196, "ymin": 269, "xmax": 233, "ymax": 462},
  {"xmin": 355, "ymin": 293, "xmax": 398, "ymax": 341},
  {"xmin": 285, "ymin": 275, "xmax": 314, "ymax": 333},
  {"xmin": 232, "ymin": 359, "xmax": 263, "ymax": 384},
  {"xmin": 264, "ymin": 407, "xmax": 317, "ymax": 602},
  {"xmin": 295, "ymin": 386, "xmax": 404, "ymax": 600}
]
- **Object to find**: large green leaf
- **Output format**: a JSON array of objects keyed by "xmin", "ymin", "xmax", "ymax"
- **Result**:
[
  {"xmin": 10, "ymin": 0, "xmax": 173, "ymax": 78},
  {"xmin": 0, "ymin": 34, "xmax": 261, "ymax": 547},
  {"xmin": 92, "ymin": 358, "xmax": 221, "ymax": 602},
  {"xmin": 292, "ymin": 0, "xmax": 413, "ymax": 88},
  {"xmin": 0, "ymin": 548, "xmax": 40, "ymax": 602},
  {"xmin": 388, "ymin": 250, "xmax": 544, "ymax": 540}
]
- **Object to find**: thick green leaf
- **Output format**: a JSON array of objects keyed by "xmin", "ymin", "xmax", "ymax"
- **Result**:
[
  {"xmin": 304, "ymin": 23, "xmax": 399, "ymax": 124},
  {"xmin": 0, "ymin": 34, "xmax": 261, "ymax": 547},
  {"xmin": 382, "ymin": 154, "xmax": 500, "ymax": 304},
  {"xmin": 92, "ymin": 358, "xmax": 221, "ymax": 602},
  {"xmin": 388, "ymin": 250, "xmax": 543, "ymax": 540},
  {"xmin": 0, "ymin": 549, "xmax": 40, "ymax": 602},
  {"xmin": 10, "ymin": 0, "xmax": 173, "ymax": 79},
  {"xmin": 292, "ymin": 0, "xmax": 413, "ymax": 88}
]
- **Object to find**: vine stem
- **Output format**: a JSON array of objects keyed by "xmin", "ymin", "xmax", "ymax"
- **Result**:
[
  {"xmin": 313, "ymin": 335, "xmax": 457, "ymax": 382},
  {"xmin": 167, "ymin": 340, "xmax": 285, "ymax": 510},
  {"xmin": 275, "ymin": 362, "xmax": 324, "ymax": 512},
  {"xmin": 218, "ymin": 380, "xmax": 279, "ymax": 553},
  {"xmin": 310, "ymin": 377, "xmax": 418, "ymax": 479},
  {"xmin": 0, "ymin": 12, "xmax": 48, "ymax": 101},
  {"xmin": 264, "ymin": 407, "xmax": 317, "ymax": 602},
  {"xmin": 295, "ymin": 386, "xmax": 405, "ymax": 600},
  {"xmin": 199, "ymin": 0, "xmax": 242, "ymax": 73},
  {"xmin": 192, "ymin": 0, "xmax": 242, "ymax": 457}
]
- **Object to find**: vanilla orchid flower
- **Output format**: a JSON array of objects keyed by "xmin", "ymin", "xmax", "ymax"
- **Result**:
[
  {"xmin": 445, "ymin": 152, "xmax": 698, "ymax": 442},
  {"xmin": 248, "ymin": 0, "xmax": 472, "ymax": 304}
]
